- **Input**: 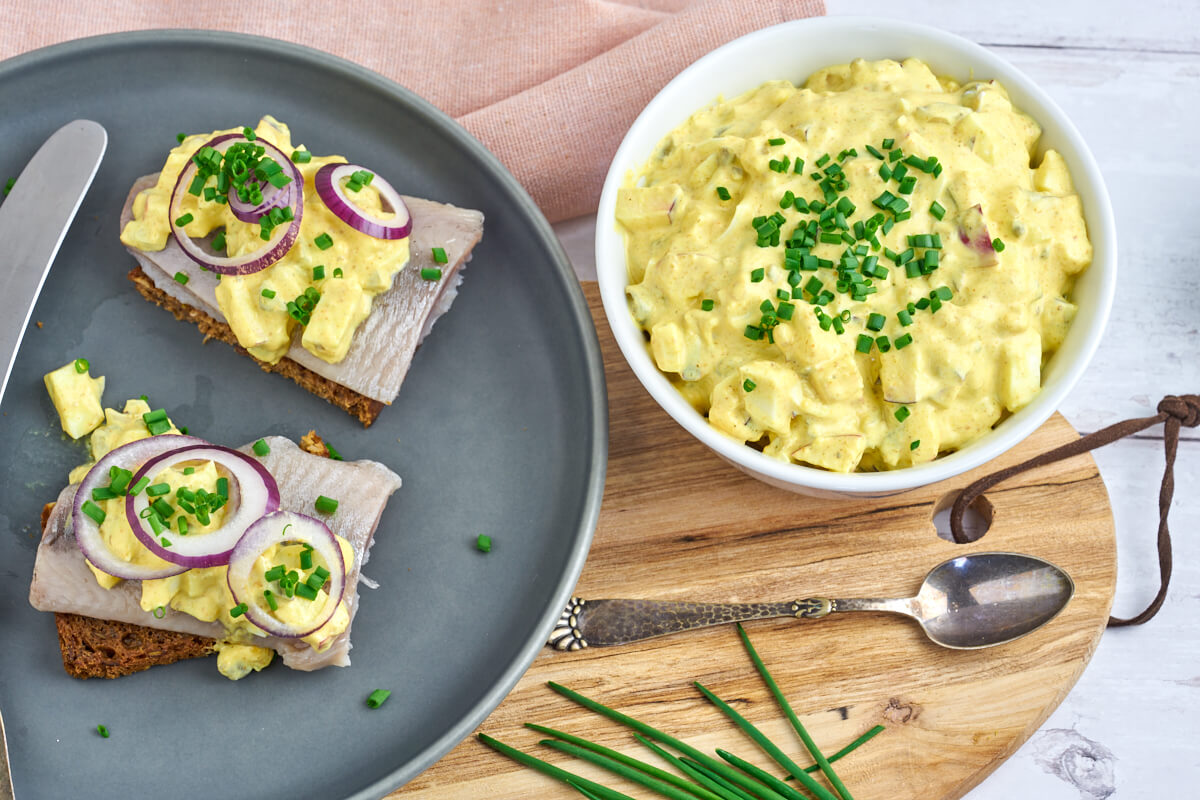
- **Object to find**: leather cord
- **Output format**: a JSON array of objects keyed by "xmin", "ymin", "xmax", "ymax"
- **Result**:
[{"xmin": 950, "ymin": 394, "xmax": 1200, "ymax": 627}]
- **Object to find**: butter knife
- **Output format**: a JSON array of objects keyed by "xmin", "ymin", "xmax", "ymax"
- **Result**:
[
  {"xmin": 0, "ymin": 119, "xmax": 107, "ymax": 404},
  {"xmin": 0, "ymin": 707, "xmax": 13, "ymax": 800}
]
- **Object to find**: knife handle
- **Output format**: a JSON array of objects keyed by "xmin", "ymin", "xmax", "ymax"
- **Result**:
[{"xmin": 548, "ymin": 597, "xmax": 834, "ymax": 650}]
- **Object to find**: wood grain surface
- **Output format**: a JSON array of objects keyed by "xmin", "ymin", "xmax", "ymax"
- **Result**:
[{"xmin": 394, "ymin": 282, "xmax": 1117, "ymax": 800}]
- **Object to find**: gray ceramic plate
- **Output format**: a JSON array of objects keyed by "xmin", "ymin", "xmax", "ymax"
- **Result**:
[{"xmin": 0, "ymin": 31, "xmax": 605, "ymax": 800}]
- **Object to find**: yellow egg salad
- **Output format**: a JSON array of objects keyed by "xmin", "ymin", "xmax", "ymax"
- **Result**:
[
  {"xmin": 617, "ymin": 58, "xmax": 1092, "ymax": 472},
  {"xmin": 65, "ymin": 395, "xmax": 353, "ymax": 680},
  {"xmin": 120, "ymin": 116, "xmax": 409, "ymax": 365}
]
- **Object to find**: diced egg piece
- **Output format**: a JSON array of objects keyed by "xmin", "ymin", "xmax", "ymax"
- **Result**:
[{"xmin": 44, "ymin": 361, "xmax": 105, "ymax": 439}]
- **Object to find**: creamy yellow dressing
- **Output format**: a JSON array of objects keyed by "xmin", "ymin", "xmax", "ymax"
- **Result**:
[
  {"xmin": 72, "ymin": 397, "xmax": 354, "ymax": 678},
  {"xmin": 617, "ymin": 58, "xmax": 1092, "ymax": 472},
  {"xmin": 120, "ymin": 116, "xmax": 410, "ymax": 365}
]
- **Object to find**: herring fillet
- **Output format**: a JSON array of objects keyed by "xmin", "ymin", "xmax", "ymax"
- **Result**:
[
  {"xmin": 120, "ymin": 175, "xmax": 485, "ymax": 403},
  {"xmin": 29, "ymin": 436, "xmax": 401, "ymax": 671}
]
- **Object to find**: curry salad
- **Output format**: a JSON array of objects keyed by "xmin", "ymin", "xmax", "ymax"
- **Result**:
[{"xmin": 616, "ymin": 58, "xmax": 1092, "ymax": 472}]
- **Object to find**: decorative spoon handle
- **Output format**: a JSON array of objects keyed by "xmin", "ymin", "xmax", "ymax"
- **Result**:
[{"xmin": 548, "ymin": 597, "xmax": 836, "ymax": 650}]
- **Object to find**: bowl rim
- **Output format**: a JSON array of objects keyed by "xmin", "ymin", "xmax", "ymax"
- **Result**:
[{"xmin": 595, "ymin": 16, "xmax": 1117, "ymax": 493}]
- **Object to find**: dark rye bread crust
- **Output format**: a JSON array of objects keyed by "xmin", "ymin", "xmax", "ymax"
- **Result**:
[
  {"xmin": 127, "ymin": 265, "xmax": 386, "ymax": 427},
  {"xmin": 47, "ymin": 432, "xmax": 335, "ymax": 679}
]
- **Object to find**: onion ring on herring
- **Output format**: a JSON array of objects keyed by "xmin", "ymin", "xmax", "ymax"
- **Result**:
[
  {"xmin": 71, "ymin": 435, "xmax": 206, "ymax": 581},
  {"xmin": 313, "ymin": 163, "xmax": 411, "ymax": 240},
  {"xmin": 226, "ymin": 510, "xmax": 347, "ymax": 639},
  {"xmin": 168, "ymin": 133, "xmax": 304, "ymax": 275},
  {"xmin": 126, "ymin": 444, "xmax": 280, "ymax": 569}
]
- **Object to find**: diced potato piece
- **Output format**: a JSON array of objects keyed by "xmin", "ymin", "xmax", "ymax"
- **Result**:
[
  {"xmin": 643, "ymin": 252, "xmax": 719, "ymax": 305},
  {"xmin": 740, "ymin": 360, "xmax": 805, "ymax": 435},
  {"xmin": 708, "ymin": 374, "xmax": 760, "ymax": 443},
  {"xmin": 650, "ymin": 322, "xmax": 687, "ymax": 374},
  {"xmin": 1033, "ymin": 149, "xmax": 1073, "ymax": 196},
  {"xmin": 999, "ymin": 329, "xmax": 1042, "ymax": 412},
  {"xmin": 773, "ymin": 309, "xmax": 844, "ymax": 368},
  {"xmin": 808, "ymin": 354, "xmax": 863, "ymax": 404},
  {"xmin": 792, "ymin": 433, "xmax": 866, "ymax": 473},
  {"xmin": 44, "ymin": 361, "xmax": 105, "ymax": 439},
  {"xmin": 615, "ymin": 184, "xmax": 683, "ymax": 230},
  {"xmin": 302, "ymin": 278, "xmax": 372, "ymax": 363},
  {"xmin": 1039, "ymin": 296, "xmax": 1077, "ymax": 352},
  {"xmin": 879, "ymin": 345, "xmax": 936, "ymax": 405}
]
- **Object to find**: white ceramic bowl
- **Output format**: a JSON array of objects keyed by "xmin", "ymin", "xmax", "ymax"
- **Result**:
[{"xmin": 595, "ymin": 17, "xmax": 1116, "ymax": 498}]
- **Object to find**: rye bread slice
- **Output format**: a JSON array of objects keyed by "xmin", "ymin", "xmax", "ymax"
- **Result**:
[
  {"xmin": 46, "ymin": 433, "xmax": 333, "ymax": 679},
  {"xmin": 127, "ymin": 266, "xmax": 385, "ymax": 425}
]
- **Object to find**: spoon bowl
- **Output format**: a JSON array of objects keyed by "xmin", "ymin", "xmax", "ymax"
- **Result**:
[
  {"xmin": 550, "ymin": 551, "xmax": 1076, "ymax": 650},
  {"xmin": 913, "ymin": 553, "xmax": 1076, "ymax": 649}
]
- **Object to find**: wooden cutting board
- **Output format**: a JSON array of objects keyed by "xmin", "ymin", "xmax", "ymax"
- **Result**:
[{"xmin": 394, "ymin": 282, "xmax": 1116, "ymax": 800}]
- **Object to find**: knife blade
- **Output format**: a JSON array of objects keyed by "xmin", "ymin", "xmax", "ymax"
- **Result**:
[{"xmin": 0, "ymin": 119, "xmax": 107, "ymax": 404}]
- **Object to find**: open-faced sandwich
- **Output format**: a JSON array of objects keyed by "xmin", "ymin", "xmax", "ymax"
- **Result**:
[
  {"xmin": 30, "ymin": 361, "xmax": 401, "ymax": 680},
  {"xmin": 120, "ymin": 116, "xmax": 484, "ymax": 426}
]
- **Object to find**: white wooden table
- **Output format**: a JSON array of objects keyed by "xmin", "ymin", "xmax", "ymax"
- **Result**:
[{"xmin": 552, "ymin": 2, "xmax": 1200, "ymax": 795}]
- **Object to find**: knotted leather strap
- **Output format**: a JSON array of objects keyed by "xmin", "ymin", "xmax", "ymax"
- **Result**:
[{"xmin": 950, "ymin": 394, "xmax": 1200, "ymax": 627}]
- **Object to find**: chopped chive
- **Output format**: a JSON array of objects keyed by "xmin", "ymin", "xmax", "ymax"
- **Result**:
[
  {"xmin": 895, "ymin": 333, "xmax": 913, "ymax": 349},
  {"xmin": 930, "ymin": 201, "xmax": 946, "ymax": 220},
  {"xmin": 73, "ymin": 357, "xmax": 89, "ymax": 374},
  {"xmin": 173, "ymin": 271, "xmax": 190, "ymax": 285},
  {"xmin": 716, "ymin": 186, "xmax": 731, "ymax": 201},
  {"xmin": 701, "ymin": 299, "xmax": 714, "ymax": 311},
  {"xmin": 897, "ymin": 309, "xmax": 913, "ymax": 326},
  {"xmin": 315, "ymin": 495, "xmax": 339, "ymax": 514},
  {"xmin": 217, "ymin": 477, "xmax": 229, "ymax": 499},
  {"xmin": 366, "ymin": 689, "xmax": 392, "ymax": 709},
  {"xmin": 911, "ymin": 440, "xmax": 921, "ymax": 450},
  {"xmin": 855, "ymin": 334, "xmax": 873, "ymax": 354},
  {"xmin": 992, "ymin": 237, "xmax": 1006, "ymax": 252},
  {"xmin": 146, "ymin": 482, "xmax": 170, "ymax": 497},
  {"xmin": 743, "ymin": 379, "xmax": 757, "ymax": 392},
  {"xmin": 475, "ymin": 533, "xmax": 493, "ymax": 553},
  {"xmin": 895, "ymin": 406, "xmax": 911, "ymax": 422},
  {"xmin": 81, "ymin": 500, "xmax": 106, "ymax": 524},
  {"xmin": 865, "ymin": 144, "xmax": 884, "ymax": 160},
  {"xmin": 432, "ymin": 246, "xmax": 448, "ymax": 263},
  {"xmin": 750, "ymin": 268, "xmax": 764, "ymax": 283},
  {"xmin": 229, "ymin": 602, "xmax": 248, "ymax": 618},
  {"xmin": 252, "ymin": 438, "xmax": 270, "ymax": 456},
  {"xmin": 177, "ymin": 517, "xmax": 189, "ymax": 536},
  {"xmin": 291, "ymin": 149, "xmax": 312, "ymax": 163},
  {"xmin": 211, "ymin": 231, "xmax": 226, "ymax": 251},
  {"xmin": 312, "ymin": 265, "xmax": 325, "ymax": 280},
  {"xmin": 314, "ymin": 233, "xmax": 334, "ymax": 250},
  {"xmin": 173, "ymin": 213, "xmax": 194, "ymax": 227},
  {"xmin": 263, "ymin": 590, "xmax": 278, "ymax": 611},
  {"xmin": 420, "ymin": 267, "xmax": 443, "ymax": 281},
  {"xmin": 866, "ymin": 312, "xmax": 886, "ymax": 332},
  {"xmin": 299, "ymin": 548, "xmax": 313, "ymax": 570},
  {"xmin": 261, "ymin": 288, "xmax": 276, "ymax": 299},
  {"xmin": 876, "ymin": 335, "xmax": 891, "ymax": 352},
  {"xmin": 97, "ymin": 724, "xmax": 110, "ymax": 738},
  {"xmin": 129, "ymin": 476, "xmax": 150, "ymax": 496},
  {"xmin": 294, "ymin": 582, "xmax": 318, "ymax": 601}
]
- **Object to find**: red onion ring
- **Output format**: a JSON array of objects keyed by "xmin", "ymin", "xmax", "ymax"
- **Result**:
[
  {"xmin": 168, "ymin": 133, "xmax": 304, "ymax": 275},
  {"xmin": 72, "ymin": 435, "xmax": 206, "ymax": 581},
  {"xmin": 125, "ymin": 445, "xmax": 280, "ymax": 569},
  {"xmin": 228, "ymin": 177, "xmax": 296, "ymax": 224},
  {"xmin": 226, "ymin": 511, "xmax": 347, "ymax": 639},
  {"xmin": 313, "ymin": 163, "xmax": 412, "ymax": 240}
]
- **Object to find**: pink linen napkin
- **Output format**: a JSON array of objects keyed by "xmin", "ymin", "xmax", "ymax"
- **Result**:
[{"xmin": 0, "ymin": 0, "xmax": 824, "ymax": 222}]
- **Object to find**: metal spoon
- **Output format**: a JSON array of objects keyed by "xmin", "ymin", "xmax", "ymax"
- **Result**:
[{"xmin": 549, "ymin": 551, "xmax": 1074, "ymax": 651}]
